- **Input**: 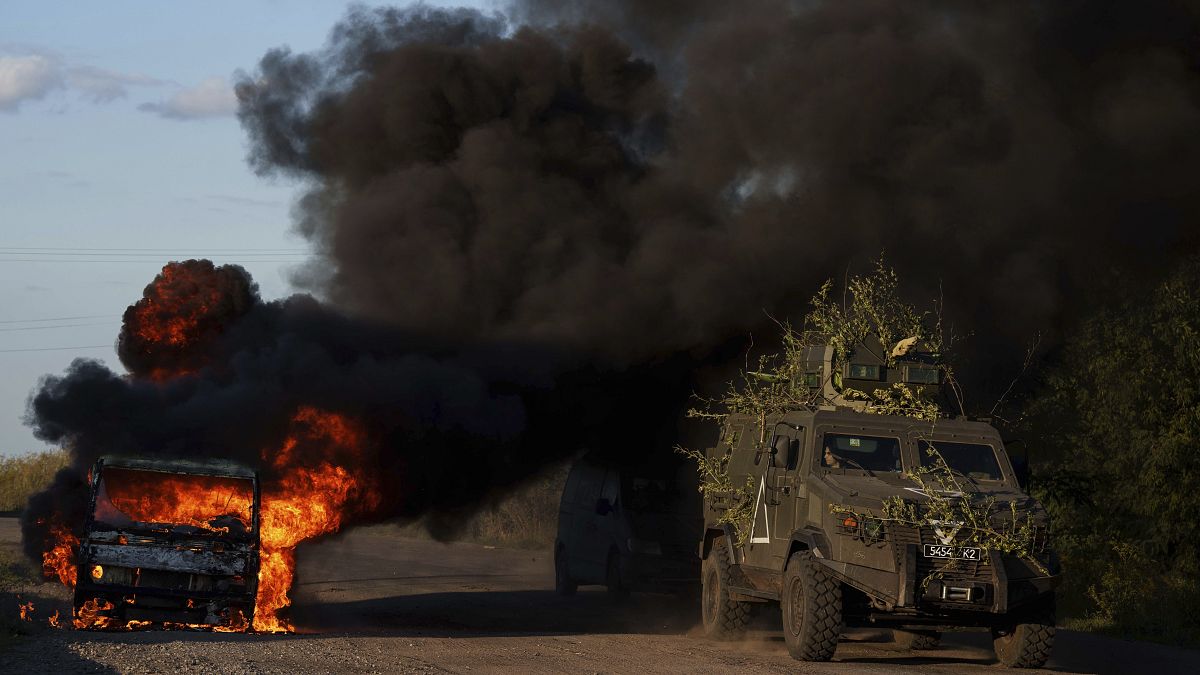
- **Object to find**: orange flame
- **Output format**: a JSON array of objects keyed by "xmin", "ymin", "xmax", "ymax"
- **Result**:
[
  {"xmin": 252, "ymin": 406, "xmax": 380, "ymax": 632},
  {"xmin": 43, "ymin": 523, "xmax": 79, "ymax": 588},
  {"xmin": 131, "ymin": 263, "xmax": 224, "ymax": 348},
  {"xmin": 18, "ymin": 598, "xmax": 34, "ymax": 621},
  {"xmin": 95, "ymin": 468, "xmax": 253, "ymax": 534},
  {"xmin": 74, "ymin": 598, "xmax": 117, "ymax": 629},
  {"xmin": 48, "ymin": 610, "xmax": 62, "ymax": 628}
]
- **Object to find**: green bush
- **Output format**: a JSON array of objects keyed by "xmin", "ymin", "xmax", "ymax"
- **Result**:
[
  {"xmin": 1028, "ymin": 258, "xmax": 1200, "ymax": 646},
  {"xmin": 0, "ymin": 449, "xmax": 69, "ymax": 512}
]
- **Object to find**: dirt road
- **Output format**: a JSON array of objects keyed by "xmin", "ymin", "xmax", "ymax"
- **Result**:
[{"xmin": 2, "ymin": 518, "xmax": 1197, "ymax": 674}]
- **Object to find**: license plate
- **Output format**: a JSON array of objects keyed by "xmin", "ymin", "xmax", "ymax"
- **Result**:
[{"xmin": 923, "ymin": 544, "xmax": 980, "ymax": 560}]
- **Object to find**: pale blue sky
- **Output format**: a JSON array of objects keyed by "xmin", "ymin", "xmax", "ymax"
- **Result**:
[{"xmin": 0, "ymin": 1, "xmax": 494, "ymax": 454}]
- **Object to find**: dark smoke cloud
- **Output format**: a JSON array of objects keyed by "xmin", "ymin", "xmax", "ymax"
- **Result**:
[
  {"xmin": 237, "ymin": 1, "xmax": 1200, "ymax": 387},
  {"xmin": 117, "ymin": 259, "xmax": 258, "ymax": 377},
  {"xmin": 23, "ymin": 262, "xmax": 698, "ymax": 559}
]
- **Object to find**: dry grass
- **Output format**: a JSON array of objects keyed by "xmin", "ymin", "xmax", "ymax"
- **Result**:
[
  {"xmin": 398, "ymin": 462, "xmax": 569, "ymax": 550},
  {"xmin": 0, "ymin": 450, "xmax": 69, "ymax": 513}
]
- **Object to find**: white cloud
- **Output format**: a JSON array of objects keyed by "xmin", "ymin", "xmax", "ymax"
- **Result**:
[
  {"xmin": 66, "ymin": 65, "xmax": 165, "ymax": 103},
  {"xmin": 138, "ymin": 77, "xmax": 238, "ymax": 120},
  {"xmin": 0, "ymin": 54, "xmax": 62, "ymax": 111}
]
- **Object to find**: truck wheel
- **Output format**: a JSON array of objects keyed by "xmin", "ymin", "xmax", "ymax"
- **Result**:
[
  {"xmin": 606, "ymin": 550, "xmax": 629, "ymax": 597},
  {"xmin": 893, "ymin": 629, "xmax": 941, "ymax": 650},
  {"xmin": 554, "ymin": 546, "xmax": 577, "ymax": 596},
  {"xmin": 781, "ymin": 550, "xmax": 842, "ymax": 661},
  {"xmin": 992, "ymin": 598, "xmax": 1055, "ymax": 668},
  {"xmin": 701, "ymin": 535, "xmax": 751, "ymax": 640}
]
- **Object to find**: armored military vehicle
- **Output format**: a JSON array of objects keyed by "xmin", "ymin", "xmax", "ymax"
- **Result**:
[
  {"xmin": 74, "ymin": 456, "xmax": 260, "ymax": 629},
  {"xmin": 697, "ymin": 343, "xmax": 1059, "ymax": 667}
]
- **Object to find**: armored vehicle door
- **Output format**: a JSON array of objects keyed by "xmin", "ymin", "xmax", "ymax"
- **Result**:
[{"xmin": 744, "ymin": 423, "xmax": 807, "ymax": 568}]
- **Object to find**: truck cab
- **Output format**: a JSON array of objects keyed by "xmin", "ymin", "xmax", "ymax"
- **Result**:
[{"xmin": 73, "ymin": 455, "xmax": 260, "ymax": 630}]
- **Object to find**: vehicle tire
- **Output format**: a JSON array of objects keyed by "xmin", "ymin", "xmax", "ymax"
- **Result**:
[
  {"xmin": 554, "ymin": 546, "xmax": 577, "ymax": 596},
  {"xmin": 992, "ymin": 598, "xmax": 1055, "ymax": 668},
  {"xmin": 606, "ymin": 550, "xmax": 629, "ymax": 597},
  {"xmin": 781, "ymin": 550, "xmax": 842, "ymax": 662},
  {"xmin": 701, "ymin": 535, "xmax": 752, "ymax": 640},
  {"xmin": 893, "ymin": 629, "xmax": 941, "ymax": 650}
]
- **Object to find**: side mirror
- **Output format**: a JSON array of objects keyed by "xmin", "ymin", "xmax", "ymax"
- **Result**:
[{"xmin": 595, "ymin": 497, "xmax": 613, "ymax": 516}]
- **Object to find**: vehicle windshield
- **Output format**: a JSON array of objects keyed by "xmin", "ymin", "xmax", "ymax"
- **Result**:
[
  {"xmin": 624, "ymin": 476, "xmax": 686, "ymax": 514},
  {"xmin": 92, "ymin": 467, "xmax": 255, "ymax": 536},
  {"xmin": 918, "ymin": 441, "xmax": 1003, "ymax": 481},
  {"xmin": 822, "ymin": 434, "xmax": 903, "ymax": 473}
]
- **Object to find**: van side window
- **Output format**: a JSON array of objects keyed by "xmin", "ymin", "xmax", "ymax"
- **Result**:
[
  {"xmin": 600, "ymin": 469, "xmax": 621, "ymax": 506},
  {"xmin": 562, "ymin": 466, "xmax": 582, "ymax": 505},
  {"xmin": 576, "ymin": 465, "xmax": 603, "ymax": 505}
]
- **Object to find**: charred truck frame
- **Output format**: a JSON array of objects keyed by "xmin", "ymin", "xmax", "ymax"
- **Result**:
[
  {"xmin": 698, "ymin": 342, "xmax": 1060, "ymax": 668},
  {"xmin": 74, "ymin": 456, "xmax": 260, "ymax": 629}
]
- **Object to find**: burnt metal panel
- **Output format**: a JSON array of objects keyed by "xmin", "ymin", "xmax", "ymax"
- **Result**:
[{"xmin": 86, "ymin": 543, "xmax": 246, "ymax": 576}]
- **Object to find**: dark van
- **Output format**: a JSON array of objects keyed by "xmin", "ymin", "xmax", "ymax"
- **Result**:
[{"xmin": 554, "ymin": 452, "xmax": 700, "ymax": 595}]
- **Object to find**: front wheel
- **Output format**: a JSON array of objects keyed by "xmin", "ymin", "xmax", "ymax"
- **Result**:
[
  {"xmin": 781, "ymin": 550, "xmax": 842, "ymax": 661},
  {"xmin": 992, "ymin": 598, "xmax": 1055, "ymax": 668},
  {"xmin": 554, "ymin": 546, "xmax": 577, "ymax": 596},
  {"xmin": 701, "ymin": 535, "xmax": 751, "ymax": 640}
]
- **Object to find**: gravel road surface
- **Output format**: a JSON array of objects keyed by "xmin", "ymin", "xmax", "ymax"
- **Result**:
[{"xmin": 2, "ymin": 518, "xmax": 1197, "ymax": 674}]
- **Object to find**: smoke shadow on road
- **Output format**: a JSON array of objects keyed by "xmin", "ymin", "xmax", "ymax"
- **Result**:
[{"xmin": 291, "ymin": 589, "xmax": 699, "ymax": 637}]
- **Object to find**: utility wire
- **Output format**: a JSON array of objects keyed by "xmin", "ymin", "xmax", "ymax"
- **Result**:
[
  {"xmin": 0, "ymin": 251, "xmax": 307, "ymax": 257},
  {"xmin": 0, "ymin": 246, "xmax": 308, "ymax": 252},
  {"xmin": 0, "ymin": 314, "xmax": 115, "ymax": 325},
  {"xmin": 0, "ymin": 321, "xmax": 115, "ymax": 332},
  {"xmin": 0, "ymin": 345, "xmax": 110, "ymax": 353},
  {"xmin": 0, "ymin": 258, "xmax": 308, "ymax": 263}
]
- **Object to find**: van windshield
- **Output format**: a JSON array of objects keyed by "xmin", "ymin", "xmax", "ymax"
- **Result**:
[
  {"xmin": 624, "ymin": 476, "xmax": 684, "ymax": 514},
  {"xmin": 93, "ymin": 467, "xmax": 254, "ymax": 536}
]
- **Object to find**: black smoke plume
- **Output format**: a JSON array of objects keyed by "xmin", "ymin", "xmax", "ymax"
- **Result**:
[{"xmin": 237, "ymin": 1, "xmax": 1200, "ymax": 386}]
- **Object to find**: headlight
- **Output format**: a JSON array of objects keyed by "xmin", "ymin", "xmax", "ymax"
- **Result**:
[
  {"xmin": 627, "ymin": 539, "xmax": 662, "ymax": 555},
  {"xmin": 90, "ymin": 564, "xmax": 133, "ymax": 586}
]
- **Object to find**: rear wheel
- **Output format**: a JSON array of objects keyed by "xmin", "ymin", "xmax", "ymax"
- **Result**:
[
  {"xmin": 781, "ymin": 550, "xmax": 842, "ymax": 661},
  {"xmin": 605, "ymin": 550, "xmax": 629, "ymax": 597},
  {"xmin": 554, "ymin": 546, "xmax": 577, "ymax": 596},
  {"xmin": 701, "ymin": 535, "xmax": 751, "ymax": 640},
  {"xmin": 992, "ymin": 598, "xmax": 1055, "ymax": 668},
  {"xmin": 893, "ymin": 629, "xmax": 941, "ymax": 650}
]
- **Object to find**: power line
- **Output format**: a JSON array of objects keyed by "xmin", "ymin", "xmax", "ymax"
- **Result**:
[
  {"xmin": 1, "ymin": 249, "xmax": 309, "ymax": 254},
  {"xmin": 0, "ymin": 258, "xmax": 308, "ymax": 263},
  {"xmin": 0, "ymin": 246, "xmax": 308, "ymax": 252},
  {"xmin": 0, "ymin": 314, "xmax": 115, "ymax": 325},
  {"xmin": 0, "ymin": 345, "xmax": 111, "ymax": 353},
  {"xmin": 0, "ymin": 321, "xmax": 114, "ymax": 333}
]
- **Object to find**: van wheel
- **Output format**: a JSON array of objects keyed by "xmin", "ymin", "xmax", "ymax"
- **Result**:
[
  {"xmin": 554, "ymin": 546, "xmax": 577, "ymax": 596},
  {"xmin": 992, "ymin": 598, "xmax": 1055, "ymax": 668},
  {"xmin": 893, "ymin": 629, "xmax": 941, "ymax": 650},
  {"xmin": 781, "ymin": 550, "xmax": 842, "ymax": 661},
  {"xmin": 701, "ymin": 535, "xmax": 751, "ymax": 640},
  {"xmin": 606, "ymin": 550, "xmax": 629, "ymax": 597}
]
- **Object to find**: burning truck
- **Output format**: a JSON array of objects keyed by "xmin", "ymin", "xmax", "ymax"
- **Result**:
[{"xmin": 72, "ymin": 456, "xmax": 259, "ymax": 630}]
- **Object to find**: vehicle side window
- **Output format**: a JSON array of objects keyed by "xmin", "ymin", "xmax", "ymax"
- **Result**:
[
  {"xmin": 562, "ymin": 465, "xmax": 582, "ymax": 506},
  {"xmin": 576, "ymin": 465, "xmax": 603, "ymax": 505},
  {"xmin": 600, "ymin": 469, "xmax": 621, "ymax": 506}
]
